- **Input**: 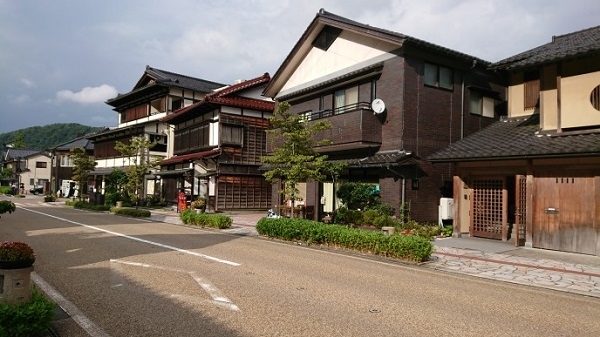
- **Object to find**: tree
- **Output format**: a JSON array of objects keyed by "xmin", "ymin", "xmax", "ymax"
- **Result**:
[
  {"xmin": 0, "ymin": 167, "xmax": 13, "ymax": 180},
  {"xmin": 11, "ymin": 131, "xmax": 26, "ymax": 148},
  {"xmin": 115, "ymin": 136, "xmax": 161, "ymax": 207},
  {"xmin": 262, "ymin": 102, "xmax": 343, "ymax": 217},
  {"xmin": 70, "ymin": 147, "xmax": 97, "ymax": 200}
]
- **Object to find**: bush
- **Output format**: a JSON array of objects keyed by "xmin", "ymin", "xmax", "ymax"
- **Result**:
[
  {"xmin": 179, "ymin": 210, "xmax": 232, "ymax": 229},
  {"xmin": 0, "ymin": 289, "xmax": 55, "ymax": 337},
  {"xmin": 72, "ymin": 201, "xmax": 111, "ymax": 212},
  {"xmin": 0, "ymin": 186, "xmax": 11, "ymax": 195},
  {"xmin": 112, "ymin": 207, "xmax": 151, "ymax": 217},
  {"xmin": 0, "ymin": 200, "xmax": 16, "ymax": 216},
  {"xmin": 43, "ymin": 194, "xmax": 56, "ymax": 202},
  {"xmin": 256, "ymin": 218, "xmax": 433, "ymax": 262}
]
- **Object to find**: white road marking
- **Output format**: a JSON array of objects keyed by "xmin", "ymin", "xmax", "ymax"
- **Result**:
[
  {"xmin": 21, "ymin": 207, "xmax": 240, "ymax": 266},
  {"xmin": 32, "ymin": 272, "xmax": 111, "ymax": 337},
  {"xmin": 111, "ymin": 259, "xmax": 240, "ymax": 311}
]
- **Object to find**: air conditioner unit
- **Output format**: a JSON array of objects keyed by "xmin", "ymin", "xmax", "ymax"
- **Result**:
[{"xmin": 439, "ymin": 197, "xmax": 454, "ymax": 220}]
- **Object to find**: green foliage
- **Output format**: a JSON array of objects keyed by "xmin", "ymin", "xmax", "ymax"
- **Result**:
[
  {"xmin": 115, "ymin": 136, "xmax": 161, "ymax": 206},
  {"xmin": 11, "ymin": 131, "xmax": 26, "ymax": 148},
  {"xmin": 441, "ymin": 225, "xmax": 453, "ymax": 237},
  {"xmin": 0, "ymin": 186, "xmax": 10, "ymax": 194},
  {"xmin": 72, "ymin": 201, "xmax": 111, "ymax": 212},
  {"xmin": 0, "ymin": 168, "xmax": 13, "ymax": 181},
  {"xmin": 0, "ymin": 200, "xmax": 16, "ymax": 215},
  {"xmin": 262, "ymin": 102, "xmax": 343, "ymax": 210},
  {"xmin": 43, "ymin": 194, "xmax": 56, "ymax": 202},
  {"xmin": 0, "ymin": 123, "xmax": 104, "ymax": 151},
  {"xmin": 179, "ymin": 210, "xmax": 232, "ymax": 229},
  {"xmin": 111, "ymin": 207, "xmax": 151, "ymax": 217},
  {"xmin": 256, "ymin": 218, "xmax": 433, "ymax": 262},
  {"xmin": 333, "ymin": 207, "xmax": 362, "ymax": 225},
  {"xmin": 70, "ymin": 147, "xmax": 97, "ymax": 200},
  {"xmin": 336, "ymin": 182, "xmax": 380, "ymax": 210},
  {"xmin": 0, "ymin": 289, "xmax": 55, "ymax": 337}
]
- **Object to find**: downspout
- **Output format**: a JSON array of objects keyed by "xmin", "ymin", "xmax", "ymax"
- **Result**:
[{"xmin": 460, "ymin": 71, "xmax": 465, "ymax": 139}]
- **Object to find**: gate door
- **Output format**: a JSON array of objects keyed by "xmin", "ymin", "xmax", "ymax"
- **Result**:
[{"xmin": 470, "ymin": 178, "xmax": 505, "ymax": 239}]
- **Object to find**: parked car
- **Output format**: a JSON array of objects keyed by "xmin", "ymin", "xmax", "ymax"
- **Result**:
[{"xmin": 29, "ymin": 186, "xmax": 44, "ymax": 195}]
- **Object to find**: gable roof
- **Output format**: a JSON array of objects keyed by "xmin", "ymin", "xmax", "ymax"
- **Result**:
[
  {"xmin": 3, "ymin": 148, "xmax": 45, "ymax": 161},
  {"xmin": 161, "ymin": 73, "xmax": 274, "ymax": 124},
  {"xmin": 491, "ymin": 25, "xmax": 600, "ymax": 71},
  {"xmin": 428, "ymin": 114, "xmax": 600, "ymax": 163},
  {"xmin": 264, "ymin": 8, "xmax": 490, "ymax": 98},
  {"xmin": 52, "ymin": 135, "xmax": 95, "ymax": 152},
  {"xmin": 106, "ymin": 66, "xmax": 225, "ymax": 109}
]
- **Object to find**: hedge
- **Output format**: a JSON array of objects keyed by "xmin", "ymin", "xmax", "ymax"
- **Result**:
[
  {"xmin": 256, "ymin": 218, "xmax": 433, "ymax": 262},
  {"xmin": 179, "ymin": 210, "xmax": 232, "ymax": 229},
  {"xmin": 112, "ymin": 207, "xmax": 151, "ymax": 218},
  {"xmin": 0, "ymin": 290, "xmax": 55, "ymax": 337}
]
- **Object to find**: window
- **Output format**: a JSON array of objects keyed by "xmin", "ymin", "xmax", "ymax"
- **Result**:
[
  {"xmin": 171, "ymin": 98, "xmax": 183, "ymax": 111},
  {"xmin": 591, "ymin": 85, "xmax": 600, "ymax": 111},
  {"xmin": 470, "ymin": 91, "xmax": 495, "ymax": 118},
  {"xmin": 60, "ymin": 155, "xmax": 73, "ymax": 167},
  {"xmin": 424, "ymin": 63, "xmax": 453, "ymax": 90},
  {"xmin": 312, "ymin": 25, "xmax": 342, "ymax": 51},
  {"xmin": 524, "ymin": 71, "xmax": 540, "ymax": 110},
  {"xmin": 35, "ymin": 161, "xmax": 47, "ymax": 168},
  {"xmin": 221, "ymin": 124, "xmax": 244, "ymax": 146},
  {"xmin": 333, "ymin": 86, "xmax": 358, "ymax": 113},
  {"xmin": 29, "ymin": 178, "xmax": 34, "ymax": 185}
]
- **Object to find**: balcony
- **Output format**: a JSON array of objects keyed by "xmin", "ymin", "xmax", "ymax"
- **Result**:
[{"xmin": 267, "ymin": 102, "xmax": 382, "ymax": 154}]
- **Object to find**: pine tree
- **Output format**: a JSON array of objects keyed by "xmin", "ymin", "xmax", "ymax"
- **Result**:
[
  {"xmin": 262, "ymin": 102, "xmax": 343, "ymax": 217},
  {"xmin": 70, "ymin": 147, "xmax": 97, "ymax": 200},
  {"xmin": 115, "ymin": 136, "xmax": 161, "ymax": 207}
]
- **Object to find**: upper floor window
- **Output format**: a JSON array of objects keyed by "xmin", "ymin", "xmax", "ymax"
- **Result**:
[
  {"xmin": 524, "ymin": 71, "xmax": 540, "ymax": 110},
  {"xmin": 333, "ymin": 86, "xmax": 359, "ymax": 114},
  {"xmin": 171, "ymin": 98, "xmax": 183, "ymax": 111},
  {"xmin": 424, "ymin": 63, "xmax": 453, "ymax": 90},
  {"xmin": 221, "ymin": 124, "xmax": 244, "ymax": 146},
  {"xmin": 469, "ymin": 91, "xmax": 495, "ymax": 118},
  {"xmin": 591, "ymin": 85, "xmax": 600, "ymax": 111},
  {"xmin": 60, "ymin": 155, "xmax": 73, "ymax": 167},
  {"xmin": 35, "ymin": 161, "xmax": 47, "ymax": 168}
]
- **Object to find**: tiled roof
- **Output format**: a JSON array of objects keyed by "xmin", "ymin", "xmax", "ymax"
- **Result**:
[
  {"xmin": 160, "ymin": 149, "xmax": 220, "ymax": 166},
  {"xmin": 161, "ymin": 73, "xmax": 274, "ymax": 124},
  {"xmin": 4, "ymin": 148, "xmax": 41, "ymax": 160},
  {"xmin": 142, "ymin": 66, "xmax": 226, "ymax": 93},
  {"xmin": 348, "ymin": 150, "xmax": 415, "ymax": 168},
  {"xmin": 428, "ymin": 115, "xmax": 600, "ymax": 163},
  {"xmin": 106, "ymin": 66, "xmax": 225, "ymax": 107},
  {"xmin": 53, "ymin": 136, "xmax": 94, "ymax": 152},
  {"xmin": 491, "ymin": 25, "xmax": 600, "ymax": 70}
]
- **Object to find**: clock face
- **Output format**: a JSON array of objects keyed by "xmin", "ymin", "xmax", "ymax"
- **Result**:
[{"xmin": 371, "ymin": 99, "xmax": 385, "ymax": 113}]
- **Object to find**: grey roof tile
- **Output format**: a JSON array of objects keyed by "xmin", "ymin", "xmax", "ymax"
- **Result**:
[
  {"xmin": 428, "ymin": 115, "xmax": 600, "ymax": 162},
  {"xmin": 492, "ymin": 25, "xmax": 600, "ymax": 70}
]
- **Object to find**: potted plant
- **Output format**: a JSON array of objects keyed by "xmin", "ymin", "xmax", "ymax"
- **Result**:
[
  {"xmin": 0, "ymin": 200, "xmax": 16, "ymax": 218},
  {"xmin": 0, "ymin": 241, "xmax": 36, "ymax": 270},
  {"xmin": 191, "ymin": 197, "xmax": 206, "ymax": 213}
]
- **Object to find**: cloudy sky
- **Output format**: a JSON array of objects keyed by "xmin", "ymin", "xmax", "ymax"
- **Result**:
[{"xmin": 1, "ymin": 0, "xmax": 599, "ymax": 134}]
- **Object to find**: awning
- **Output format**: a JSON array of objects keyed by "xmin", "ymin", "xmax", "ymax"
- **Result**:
[
  {"xmin": 160, "ymin": 149, "xmax": 220, "ymax": 165},
  {"xmin": 155, "ymin": 169, "xmax": 192, "ymax": 177}
]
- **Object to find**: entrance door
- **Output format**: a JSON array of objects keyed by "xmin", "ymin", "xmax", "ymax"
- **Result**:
[
  {"xmin": 533, "ymin": 177, "xmax": 598, "ymax": 255},
  {"xmin": 470, "ymin": 178, "xmax": 506, "ymax": 239}
]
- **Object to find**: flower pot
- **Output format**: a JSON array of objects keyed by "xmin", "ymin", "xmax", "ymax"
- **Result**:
[
  {"xmin": 0, "ymin": 259, "xmax": 34, "ymax": 270},
  {"xmin": 0, "ymin": 266, "xmax": 34, "ymax": 305}
]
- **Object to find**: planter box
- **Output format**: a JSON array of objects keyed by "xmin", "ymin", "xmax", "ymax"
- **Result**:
[{"xmin": 0, "ymin": 266, "xmax": 33, "ymax": 305}]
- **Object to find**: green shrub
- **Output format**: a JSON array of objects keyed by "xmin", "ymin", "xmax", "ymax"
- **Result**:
[
  {"xmin": 65, "ymin": 199, "xmax": 76, "ymax": 206},
  {"xmin": 72, "ymin": 201, "xmax": 111, "ymax": 212},
  {"xmin": 179, "ymin": 210, "xmax": 232, "ymax": 229},
  {"xmin": 0, "ymin": 200, "xmax": 16, "ymax": 215},
  {"xmin": 256, "ymin": 218, "xmax": 433, "ymax": 262},
  {"xmin": 14, "ymin": 194, "xmax": 25, "ymax": 198},
  {"xmin": 0, "ymin": 289, "xmax": 55, "ymax": 337},
  {"xmin": 112, "ymin": 207, "xmax": 151, "ymax": 217},
  {"xmin": 43, "ymin": 194, "xmax": 56, "ymax": 202},
  {"xmin": 0, "ymin": 186, "xmax": 11, "ymax": 194}
]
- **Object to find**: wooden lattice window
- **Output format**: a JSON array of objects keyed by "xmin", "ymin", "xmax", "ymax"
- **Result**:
[
  {"xmin": 515, "ymin": 176, "xmax": 527, "ymax": 245},
  {"xmin": 591, "ymin": 85, "xmax": 600, "ymax": 111},
  {"xmin": 471, "ymin": 178, "xmax": 504, "ymax": 239},
  {"xmin": 524, "ymin": 71, "xmax": 540, "ymax": 110}
]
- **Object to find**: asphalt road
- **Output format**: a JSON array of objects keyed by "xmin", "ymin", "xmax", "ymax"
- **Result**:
[{"xmin": 2, "ymin": 196, "xmax": 600, "ymax": 337}]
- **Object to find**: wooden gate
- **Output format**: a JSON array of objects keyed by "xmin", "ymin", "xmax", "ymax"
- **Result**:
[
  {"xmin": 514, "ymin": 175, "xmax": 527, "ymax": 246},
  {"xmin": 470, "ymin": 178, "xmax": 506, "ymax": 239},
  {"xmin": 533, "ymin": 177, "xmax": 598, "ymax": 255}
]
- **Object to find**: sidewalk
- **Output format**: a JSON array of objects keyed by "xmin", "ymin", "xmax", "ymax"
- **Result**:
[{"xmin": 150, "ymin": 209, "xmax": 600, "ymax": 298}]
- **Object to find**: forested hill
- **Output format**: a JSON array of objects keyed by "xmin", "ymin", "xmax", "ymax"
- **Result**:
[{"xmin": 0, "ymin": 123, "xmax": 105, "ymax": 151}]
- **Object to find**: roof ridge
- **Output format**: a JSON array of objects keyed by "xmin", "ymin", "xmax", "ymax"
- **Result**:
[
  {"xmin": 146, "ymin": 65, "xmax": 226, "ymax": 86},
  {"xmin": 552, "ymin": 24, "xmax": 600, "ymax": 42},
  {"xmin": 208, "ymin": 73, "xmax": 271, "ymax": 98}
]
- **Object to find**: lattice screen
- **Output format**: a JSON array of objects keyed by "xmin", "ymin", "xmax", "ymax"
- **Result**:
[
  {"xmin": 515, "ymin": 176, "xmax": 527, "ymax": 245},
  {"xmin": 471, "ymin": 178, "xmax": 504, "ymax": 239}
]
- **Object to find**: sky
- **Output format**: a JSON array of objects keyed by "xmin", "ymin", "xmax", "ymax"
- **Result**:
[{"xmin": 1, "ymin": 0, "xmax": 599, "ymax": 134}]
